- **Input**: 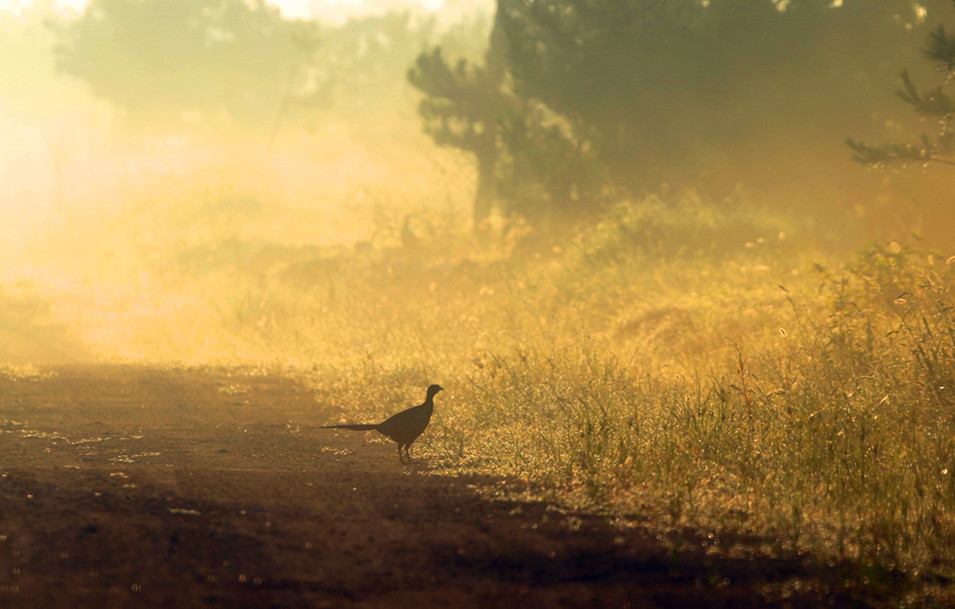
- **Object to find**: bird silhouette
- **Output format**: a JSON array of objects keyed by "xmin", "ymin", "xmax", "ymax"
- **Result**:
[{"xmin": 321, "ymin": 384, "xmax": 443, "ymax": 463}]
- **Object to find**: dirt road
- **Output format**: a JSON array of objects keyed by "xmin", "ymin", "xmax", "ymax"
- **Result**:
[{"xmin": 0, "ymin": 365, "xmax": 882, "ymax": 608}]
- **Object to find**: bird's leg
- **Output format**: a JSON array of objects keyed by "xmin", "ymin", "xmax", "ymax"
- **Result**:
[
  {"xmin": 397, "ymin": 443, "xmax": 405, "ymax": 464},
  {"xmin": 404, "ymin": 445, "xmax": 412, "ymax": 463}
]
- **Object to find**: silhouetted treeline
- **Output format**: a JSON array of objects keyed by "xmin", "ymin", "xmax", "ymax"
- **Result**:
[{"xmin": 412, "ymin": 0, "xmax": 951, "ymax": 223}]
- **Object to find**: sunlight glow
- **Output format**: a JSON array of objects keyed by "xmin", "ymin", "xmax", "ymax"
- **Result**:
[{"xmin": 0, "ymin": 0, "xmax": 448, "ymax": 19}]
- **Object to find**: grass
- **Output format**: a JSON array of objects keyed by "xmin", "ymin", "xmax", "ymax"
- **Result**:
[{"xmin": 2, "ymin": 129, "xmax": 954, "ymax": 603}]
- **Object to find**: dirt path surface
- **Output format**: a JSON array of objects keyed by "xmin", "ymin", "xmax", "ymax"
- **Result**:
[{"xmin": 0, "ymin": 365, "xmax": 875, "ymax": 608}]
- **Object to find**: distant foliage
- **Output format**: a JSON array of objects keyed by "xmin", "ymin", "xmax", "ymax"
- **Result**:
[
  {"xmin": 502, "ymin": 0, "xmax": 930, "ymax": 193},
  {"xmin": 50, "ymin": 0, "xmax": 299, "ymax": 124},
  {"xmin": 49, "ymin": 1, "xmax": 446, "ymax": 127},
  {"xmin": 411, "ymin": 0, "xmax": 935, "ymax": 223},
  {"xmin": 307, "ymin": 11, "xmax": 442, "ymax": 113},
  {"xmin": 495, "ymin": 101, "xmax": 604, "ymax": 221}
]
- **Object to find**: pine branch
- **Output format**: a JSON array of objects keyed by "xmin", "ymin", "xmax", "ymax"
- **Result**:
[
  {"xmin": 847, "ymin": 134, "xmax": 955, "ymax": 167},
  {"xmin": 407, "ymin": 48, "xmax": 464, "ymax": 101},
  {"xmin": 923, "ymin": 24, "xmax": 955, "ymax": 71},
  {"xmin": 896, "ymin": 69, "xmax": 955, "ymax": 119}
]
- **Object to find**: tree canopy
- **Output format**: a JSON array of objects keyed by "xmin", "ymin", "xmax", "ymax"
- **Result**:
[
  {"xmin": 50, "ymin": 0, "xmax": 445, "ymax": 127},
  {"xmin": 412, "ymin": 0, "xmax": 939, "ymax": 224},
  {"xmin": 51, "ymin": 0, "xmax": 299, "ymax": 124},
  {"xmin": 501, "ymin": 0, "xmax": 932, "ymax": 192}
]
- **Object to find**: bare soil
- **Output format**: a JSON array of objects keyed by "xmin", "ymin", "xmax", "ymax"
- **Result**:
[{"xmin": 0, "ymin": 365, "xmax": 900, "ymax": 608}]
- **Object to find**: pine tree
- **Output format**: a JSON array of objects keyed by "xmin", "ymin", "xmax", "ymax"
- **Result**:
[
  {"xmin": 407, "ymin": 5, "xmax": 511, "ymax": 228},
  {"xmin": 847, "ymin": 2, "xmax": 955, "ymax": 167}
]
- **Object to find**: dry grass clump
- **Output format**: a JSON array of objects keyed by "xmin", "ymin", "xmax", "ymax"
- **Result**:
[{"xmin": 423, "ymin": 238, "xmax": 955, "ymax": 586}]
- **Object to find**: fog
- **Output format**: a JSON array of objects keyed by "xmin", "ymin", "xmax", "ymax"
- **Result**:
[{"xmin": 0, "ymin": 0, "xmax": 953, "ymax": 366}]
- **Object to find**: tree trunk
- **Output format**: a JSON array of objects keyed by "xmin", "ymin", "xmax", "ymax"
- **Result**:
[{"xmin": 470, "ymin": 0, "xmax": 509, "ymax": 231}]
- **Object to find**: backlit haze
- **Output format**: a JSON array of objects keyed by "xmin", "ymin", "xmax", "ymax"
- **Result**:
[{"xmin": 1, "ymin": 0, "xmax": 449, "ymax": 21}]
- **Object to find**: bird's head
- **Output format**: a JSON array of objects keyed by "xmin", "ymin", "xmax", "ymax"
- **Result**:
[{"xmin": 426, "ymin": 384, "xmax": 444, "ymax": 398}]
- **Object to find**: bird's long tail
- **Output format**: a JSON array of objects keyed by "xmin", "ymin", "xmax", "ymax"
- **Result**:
[{"xmin": 320, "ymin": 423, "xmax": 378, "ymax": 431}]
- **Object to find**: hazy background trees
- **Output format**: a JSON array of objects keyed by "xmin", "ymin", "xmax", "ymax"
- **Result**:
[
  {"xmin": 46, "ymin": 0, "xmax": 485, "ymax": 130},
  {"xmin": 49, "ymin": 0, "xmax": 299, "ymax": 125},
  {"xmin": 6, "ymin": 0, "xmax": 952, "ymax": 237},
  {"xmin": 405, "ymin": 0, "xmax": 950, "ymax": 226},
  {"xmin": 500, "ymin": 0, "xmax": 924, "ymax": 194}
]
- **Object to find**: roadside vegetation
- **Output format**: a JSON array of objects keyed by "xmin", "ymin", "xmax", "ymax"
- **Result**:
[{"xmin": 4, "ymin": 142, "xmax": 950, "ymax": 603}]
